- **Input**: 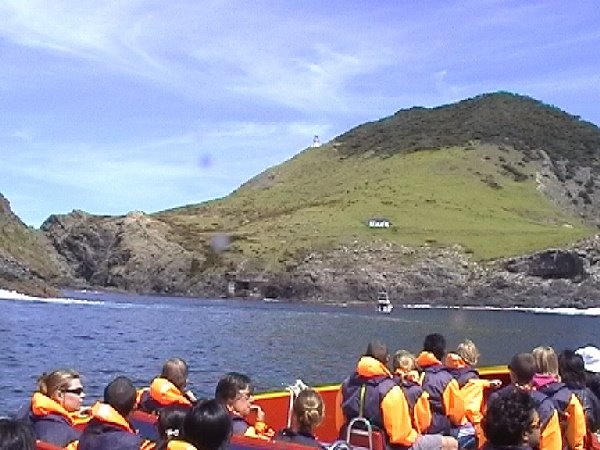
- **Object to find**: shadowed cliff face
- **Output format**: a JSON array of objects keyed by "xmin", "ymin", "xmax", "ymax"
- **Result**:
[{"xmin": 40, "ymin": 210, "xmax": 223, "ymax": 295}]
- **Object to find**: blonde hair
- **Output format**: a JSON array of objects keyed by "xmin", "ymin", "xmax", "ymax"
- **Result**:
[
  {"xmin": 392, "ymin": 350, "xmax": 416, "ymax": 372},
  {"xmin": 457, "ymin": 339, "xmax": 481, "ymax": 366},
  {"xmin": 37, "ymin": 369, "xmax": 80, "ymax": 398},
  {"xmin": 293, "ymin": 389, "xmax": 324, "ymax": 432},
  {"xmin": 532, "ymin": 346, "xmax": 559, "ymax": 376}
]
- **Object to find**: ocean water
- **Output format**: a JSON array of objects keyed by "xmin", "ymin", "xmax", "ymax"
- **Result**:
[{"xmin": 1, "ymin": 289, "xmax": 599, "ymax": 415}]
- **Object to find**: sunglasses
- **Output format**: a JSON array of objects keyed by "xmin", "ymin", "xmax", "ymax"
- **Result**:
[{"xmin": 63, "ymin": 387, "xmax": 84, "ymax": 395}]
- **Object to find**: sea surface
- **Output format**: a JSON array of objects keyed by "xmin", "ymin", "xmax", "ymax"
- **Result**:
[{"xmin": 1, "ymin": 289, "xmax": 600, "ymax": 415}]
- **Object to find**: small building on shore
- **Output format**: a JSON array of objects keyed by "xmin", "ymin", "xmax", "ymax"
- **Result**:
[{"xmin": 367, "ymin": 218, "xmax": 391, "ymax": 228}]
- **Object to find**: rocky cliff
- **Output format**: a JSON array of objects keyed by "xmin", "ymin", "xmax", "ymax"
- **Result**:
[{"xmin": 0, "ymin": 193, "xmax": 65, "ymax": 296}]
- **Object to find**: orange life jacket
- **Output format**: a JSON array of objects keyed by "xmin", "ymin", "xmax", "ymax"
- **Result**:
[
  {"xmin": 149, "ymin": 378, "xmax": 192, "ymax": 407},
  {"xmin": 31, "ymin": 393, "xmax": 74, "ymax": 425},
  {"xmin": 90, "ymin": 402, "xmax": 134, "ymax": 433}
]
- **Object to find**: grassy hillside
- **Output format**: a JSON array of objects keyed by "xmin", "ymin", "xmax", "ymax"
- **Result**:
[
  {"xmin": 0, "ymin": 198, "xmax": 60, "ymax": 280},
  {"xmin": 158, "ymin": 141, "xmax": 592, "ymax": 267}
]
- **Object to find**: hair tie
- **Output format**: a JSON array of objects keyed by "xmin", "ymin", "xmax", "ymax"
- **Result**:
[{"xmin": 166, "ymin": 429, "xmax": 180, "ymax": 438}]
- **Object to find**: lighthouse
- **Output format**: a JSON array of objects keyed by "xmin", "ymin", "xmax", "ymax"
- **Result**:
[{"xmin": 312, "ymin": 135, "xmax": 321, "ymax": 148}]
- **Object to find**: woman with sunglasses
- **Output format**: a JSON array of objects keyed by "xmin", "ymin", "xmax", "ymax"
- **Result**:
[{"xmin": 27, "ymin": 369, "xmax": 85, "ymax": 447}]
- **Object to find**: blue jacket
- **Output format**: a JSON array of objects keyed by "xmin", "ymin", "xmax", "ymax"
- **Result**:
[
  {"xmin": 78, "ymin": 418, "xmax": 143, "ymax": 450},
  {"xmin": 29, "ymin": 411, "xmax": 80, "ymax": 447},
  {"xmin": 275, "ymin": 429, "xmax": 325, "ymax": 449},
  {"xmin": 78, "ymin": 403, "xmax": 143, "ymax": 450},
  {"xmin": 231, "ymin": 415, "xmax": 251, "ymax": 435}
]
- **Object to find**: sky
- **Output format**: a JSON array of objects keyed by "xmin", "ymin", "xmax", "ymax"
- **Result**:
[{"xmin": 1, "ymin": 1, "xmax": 599, "ymax": 227}]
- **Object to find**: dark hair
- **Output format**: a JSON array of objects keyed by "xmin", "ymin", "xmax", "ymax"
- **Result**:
[
  {"xmin": 509, "ymin": 353, "xmax": 536, "ymax": 385},
  {"xmin": 559, "ymin": 350, "xmax": 587, "ymax": 388},
  {"xmin": 215, "ymin": 372, "xmax": 251, "ymax": 403},
  {"xmin": 161, "ymin": 358, "xmax": 188, "ymax": 391},
  {"xmin": 104, "ymin": 376, "xmax": 137, "ymax": 417},
  {"xmin": 365, "ymin": 340, "xmax": 388, "ymax": 364},
  {"xmin": 0, "ymin": 419, "xmax": 35, "ymax": 450},
  {"xmin": 158, "ymin": 405, "xmax": 188, "ymax": 439},
  {"xmin": 483, "ymin": 388, "xmax": 537, "ymax": 446},
  {"xmin": 423, "ymin": 333, "xmax": 446, "ymax": 361},
  {"xmin": 183, "ymin": 399, "xmax": 232, "ymax": 450}
]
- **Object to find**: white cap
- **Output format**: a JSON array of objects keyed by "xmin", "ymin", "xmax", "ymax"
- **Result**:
[{"xmin": 575, "ymin": 346, "xmax": 600, "ymax": 373}]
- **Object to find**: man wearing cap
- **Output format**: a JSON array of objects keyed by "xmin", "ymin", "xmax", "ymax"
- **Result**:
[{"xmin": 575, "ymin": 346, "xmax": 600, "ymax": 403}]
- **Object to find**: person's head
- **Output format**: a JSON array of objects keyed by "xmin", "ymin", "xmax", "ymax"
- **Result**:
[
  {"xmin": 292, "ymin": 389, "xmax": 324, "ymax": 433},
  {"xmin": 104, "ymin": 376, "xmax": 137, "ymax": 418},
  {"xmin": 365, "ymin": 340, "xmax": 389, "ymax": 365},
  {"xmin": 215, "ymin": 372, "xmax": 253, "ymax": 417},
  {"xmin": 457, "ymin": 339, "xmax": 480, "ymax": 366},
  {"xmin": 391, "ymin": 350, "xmax": 416, "ymax": 373},
  {"xmin": 0, "ymin": 418, "xmax": 35, "ymax": 450},
  {"xmin": 161, "ymin": 358, "xmax": 189, "ymax": 391},
  {"xmin": 157, "ymin": 405, "xmax": 189, "ymax": 442},
  {"xmin": 558, "ymin": 350, "xmax": 587, "ymax": 388},
  {"xmin": 423, "ymin": 333, "xmax": 446, "ymax": 361},
  {"xmin": 37, "ymin": 369, "xmax": 84, "ymax": 412},
  {"xmin": 483, "ymin": 388, "xmax": 540, "ymax": 448},
  {"xmin": 183, "ymin": 399, "xmax": 232, "ymax": 450},
  {"xmin": 575, "ymin": 346, "xmax": 600, "ymax": 374},
  {"xmin": 509, "ymin": 353, "xmax": 536, "ymax": 385},
  {"xmin": 532, "ymin": 346, "xmax": 559, "ymax": 376}
]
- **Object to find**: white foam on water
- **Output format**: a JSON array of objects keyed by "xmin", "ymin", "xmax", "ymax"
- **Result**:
[
  {"xmin": 401, "ymin": 304, "xmax": 600, "ymax": 316},
  {"xmin": 0, "ymin": 289, "xmax": 105, "ymax": 306}
]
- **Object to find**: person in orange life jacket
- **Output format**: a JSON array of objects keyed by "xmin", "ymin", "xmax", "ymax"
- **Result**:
[
  {"xmin": 26, "ymin": 369, "xmax": 85, "ymax": 447},
  {"xmin": 78, "ymin": 376, "xmax": 147, "ymax": 450},
  {"xmin": 341, "ymin": 340, "xmax": 458, "ymax": 450},
  {"xmin": 214, "ymin": 372, "xmax": 272, "ymax": 439},
  {"xmin": 445, "ymin": 340, "xmax": 502, "ymax": 448},
  {"xmin": 176, "ymin": 399, "xmax": 232, "ymax": 450},
  {"xmin": 559, "ymin": 350, "xmax": 600, "ymax": 433},
  {"xmin": 416, "ymin": 334, "xmax": 466, "ymax": 436},
  {"xmin": 483, "ymin": 388, "xmax": 541, "ymax": 450},
  {"xmin": 274, "ymin": 389, "xmax": 326, "ymax": 449},
  {"xmin": 149, "ymin": 405, "xmax": 189, "ymax": 450},
  {"xmin": 138, "ymin": 358, "xmax": 197, "ymax": 414},
  {"xmin": 0, "ymin": 418, "xmax": 36, "ymax": 450},
  {"xmin": 532, "ymin": 346, "xmax": 586, "ymax": 450},
  {"xmin": 391, "ymin": 350, "xmax": 433, "ymax": 434},
  {"xmin": 488, "ymin": 353, "xmax": 562, "ymax": 450},
  {"xmin": 575, "ymin": 346, "xmax": 600, "ymax": 413}
]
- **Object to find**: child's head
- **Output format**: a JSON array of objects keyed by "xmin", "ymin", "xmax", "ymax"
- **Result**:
[
  {"xmin": 365, "ymin": 340, "xmax": 389, "ymax": 365},
  {"xmin": 509, "ymin": 353, "xmax": 536, "ymax": 385},
  {"xmin": 215, "ymin": 372, "xmax": 254, "ymax": 417},
  {"xmin": 293, "ymin": 389, "xmax": 324, "ymax": 433},
  {"xmin": 532, "ymin": 346, "xmax": 559, "ymax": 376},
  {"xmin": 457, "ymin": 339, "xmax": 480, "ymax": 366},
  {"xmin": 423, "ymin": 334, "xmax": 446, "ymax": 361},
  {"xmin": 184, "ymin": 399, "xmax": 232, "ymax": 450},
  {"xmin": 392, "ymin": 350, "xmax": 416, "ymax": 373},
  {"xmin": 157, "ymin": 405, "xmax": 188, "ymax": 442},
  {"xmin": 483, "ymin": 388, "xmax": 539, "ymax": 448}
]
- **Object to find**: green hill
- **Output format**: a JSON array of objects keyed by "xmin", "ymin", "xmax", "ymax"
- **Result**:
[
  {"xmin": 156, "ymin": 93, "xmax": 598, "ymax": 268},
  {"xmin": 0, "ymin": 194, "xmax": 64, "ymax": 295}
]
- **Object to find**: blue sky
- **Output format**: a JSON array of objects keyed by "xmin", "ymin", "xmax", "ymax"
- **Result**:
[{"xmin": 1, "ymin": 1, "xmax": 599, "ymax": 227}]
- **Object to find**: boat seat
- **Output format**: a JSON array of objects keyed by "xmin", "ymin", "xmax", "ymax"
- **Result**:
[{"xmin": 345, "ymin": 417, "xmax": 386, "ymax": 450}]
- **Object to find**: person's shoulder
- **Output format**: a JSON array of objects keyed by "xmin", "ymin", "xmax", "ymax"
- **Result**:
[{"xmin": 231, "ymin": 415, "xmax": 250, "ymax": 435}]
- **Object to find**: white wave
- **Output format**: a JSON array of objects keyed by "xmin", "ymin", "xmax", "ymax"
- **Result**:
[
  {"xmin": 401, "ymin": 303, "xmax": 600, "ymax": 316},
  {"xmin": 0, "ymin": 289, "xmax": 105, "ymax": 306}
]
